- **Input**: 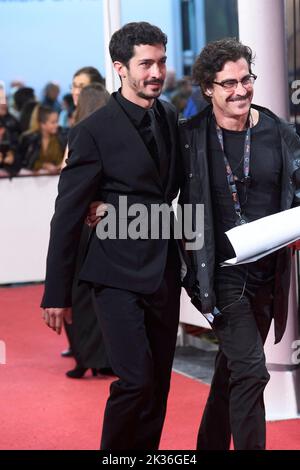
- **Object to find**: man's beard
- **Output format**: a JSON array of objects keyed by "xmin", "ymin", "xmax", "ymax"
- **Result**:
[
  {"xmin": 132, "ymin": 78, "xmax": 164, "ymax": 100},
  {"xmin": 137, "ymin": 89, "xmax": 161, "ymax": 100}
]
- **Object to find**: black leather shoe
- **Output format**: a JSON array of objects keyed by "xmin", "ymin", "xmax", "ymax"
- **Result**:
[
  {"xmin": 61, "ymin": 348, "xmax": 73, "ymax": 358},
  {"xmin": 98, "ymin": 367, "xmax": 114, "ymax": 376},
  {"xmin": 66, "ymin": 366, "xmax": 98, "ymax": 379}
]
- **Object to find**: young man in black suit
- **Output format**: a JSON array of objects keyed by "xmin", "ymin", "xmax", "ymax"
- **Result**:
[{"xmin": 41, "ymin": 22, "xmax": 182, "ymax": 450}]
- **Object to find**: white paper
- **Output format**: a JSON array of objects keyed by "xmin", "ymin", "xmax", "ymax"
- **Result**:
[{"xmin": 222, "ymin": 206, "xmax": 300, "ymax": 266}]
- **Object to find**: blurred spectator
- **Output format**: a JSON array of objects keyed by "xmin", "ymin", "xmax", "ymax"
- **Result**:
[
  {"xmin": 161, "ymin": 70, "xmax": 177, "ymax": 102},
  {"xmin": 63, "ymin": 82, "xmax": 112, "ymax": 379},
  {"xmin": 183, "ymin": 86, "xmax": 208, "ymax": 118},
  {"xmin": 73, "ymin": 83, "xmax": 109, "ymax": 124},
  {"xmin": 42, "ymin": 82, "xmax": 61, "ymax": 114},
  {"xmin": 71, "ymin": 66, "xmax": 105, "ymax": 106},
  {"xmin": 13, "ymin": 86, "xmax": 38, "ymax": 132},
  {"xmin": 179, "ymin": 76, "xmax": 193, "ymax": 96},
  {"xmin": 0, "ymin": 80, "xmax": 6, "ymax": 105},
  {"xmin": 58, "ymin": 93, "xmax": 75, "ymax": 129},
  {"xmin": 0, "ymin": 116, "xmax": 19, "ymax": 176},
  {"xmin": 13, "ymin": 87, "xmax": 35, "ymax": 121},
  {"xmin": 7, "ymin": 80, "xmax": 25, "ymax": 118},
  {"xmin": 170, "ymin": 77, "xmax": 193, "ymax": 117},
  {"xmin": 60, "ymin": 66, "xmax": 106, "ymax": 358},
  {"xmin": 19, "ymin": 99, "xmax": 39, "ymax": 133},
  {"xmin": 26, "ymin": 103, "xmax": 40, "ymax": 133},
  {"xmin": 171, "ymin": 92, "xmax": 189, "ymax": 116},
  {"xmin": 19, "ymin": 105, "xmax": 67, "ymax": 173},
  {"xmin": 0, "ymin": 102, "xmax": 21, "ymax": 143}
]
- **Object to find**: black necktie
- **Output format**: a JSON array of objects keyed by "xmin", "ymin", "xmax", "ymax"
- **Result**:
[
  {"xmin": 141, "ymin": 107, "xmax": 170, "ymax": 185},
  {"xmin": 147, "ymin": 108, "xmax": 157, "ymax": 137},
  {"xmin": 146, "ymin": 108, "xmax": 161, "ymax": 170}
]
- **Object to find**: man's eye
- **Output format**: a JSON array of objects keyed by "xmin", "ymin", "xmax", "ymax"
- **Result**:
[
  {"xmin": 241, "ymin": 76, "xmax": 251, "ymax": 84},
  {"xmin": 223, "ymin": 80, "xmax": 237, "ymax": 88}
]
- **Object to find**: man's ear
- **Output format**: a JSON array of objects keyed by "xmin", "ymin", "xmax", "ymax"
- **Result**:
[
  {"xmin": 205, "ymin": 88, "xmax": 213, "ymax": 98},
  {"xmin": 113, "ymin": 61, "xmax": 126, "ymax": 79}
]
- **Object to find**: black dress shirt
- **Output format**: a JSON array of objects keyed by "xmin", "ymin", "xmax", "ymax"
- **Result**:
[{"xmin": 115, "ymin": 90, "xmax": 169, "ymax": 173}]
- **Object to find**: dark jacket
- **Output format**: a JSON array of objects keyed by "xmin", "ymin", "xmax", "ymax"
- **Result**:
[
  {"xmin": 0, "ymin": 112, "xmax": 21, "ymax": 145},
  {"xmin": 179, "ymin": 104, "xmax": 300, "ymax": 343},
  {"xmin": 41, "ymin": 94, "xmax": 180, "ymax": 308},
  {"xmin": 0, "ymin": 113, "xmax": 21, "ymax": 175}
]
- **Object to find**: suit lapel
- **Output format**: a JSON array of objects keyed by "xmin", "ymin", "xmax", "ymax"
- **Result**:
[
  {"xmin": 106, "ymin": 95, "xmax": 163, "ymax": 190},
  {"xmin": 159, "ymin": 100, "xmax": 178, "ymax": 198}
]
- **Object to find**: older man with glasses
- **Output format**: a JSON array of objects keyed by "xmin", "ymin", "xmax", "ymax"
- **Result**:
[{"xmin": 179, "ymin": 38, "xmax": 300, "ymax": 450}]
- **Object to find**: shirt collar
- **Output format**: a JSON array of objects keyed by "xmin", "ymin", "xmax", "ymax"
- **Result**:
[{"xmin": 116, "ymin": 89, "xmax": 158, "ymax": 127}]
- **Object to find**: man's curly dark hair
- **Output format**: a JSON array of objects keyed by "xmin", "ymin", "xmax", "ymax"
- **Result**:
[
  {"xmin": 193, "ymin": 38, "xmax": 254, "ymax": 100},
  {"xmin": 109, "ymin": 22, "xmax": 167, "ymax": 66}
]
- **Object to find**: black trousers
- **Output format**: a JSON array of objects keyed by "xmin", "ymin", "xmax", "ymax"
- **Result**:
[
  {"xmin": 197, "ymin": 259, "xmax": 275, "ymax": 451},
  {"xmin": 92, "ymin": 243, "xmax": 181, "ymax": 450}
]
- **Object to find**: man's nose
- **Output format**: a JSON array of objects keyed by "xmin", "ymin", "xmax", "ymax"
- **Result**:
[
  {"xmin": 236, "ymin": 81, "xmax": 248, "ymax": 94},
  {"xmin": 150, "ymin": 63, "xmax": 162, "ymax": 78}
]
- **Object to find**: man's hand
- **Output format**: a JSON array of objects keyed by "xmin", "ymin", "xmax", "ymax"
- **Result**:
[
  {"xmin": 86, "ymin": 200, "xmax": 107, "ymax": 227},
  {"xmin": 42, "ymin": 307, "xmax": 72, "ymax": 335}
]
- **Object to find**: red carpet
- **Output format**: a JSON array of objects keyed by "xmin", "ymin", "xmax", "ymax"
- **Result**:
[{"xmin": 0, "ymin": 285, "xmax": 299, "ymax": 450}]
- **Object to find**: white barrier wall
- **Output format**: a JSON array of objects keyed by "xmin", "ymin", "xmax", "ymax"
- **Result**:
[{"xmin": 0, "ymin": 176, "xmax": 58, "ymax": 284}]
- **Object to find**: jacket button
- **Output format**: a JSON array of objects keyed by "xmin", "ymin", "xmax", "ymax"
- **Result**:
[
  {"xmin": 185, "ymin": 144, "xmax": 189, "ymax": 149},
  {"xmin": 204, "ymin": 292, "xmax": 209, "ymax": 298},
  {"xmin": 201, "ymin": 263, "xmax": 206, "ymax": 267},
  {"xmin": 189, "ymin": 173, "xmax": 193, "ymax": 178}
]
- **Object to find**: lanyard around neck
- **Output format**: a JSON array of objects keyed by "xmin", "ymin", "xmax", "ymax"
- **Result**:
[{"xmin": 214, "ymin": 116, "xmax": 251, "ymax": 225}]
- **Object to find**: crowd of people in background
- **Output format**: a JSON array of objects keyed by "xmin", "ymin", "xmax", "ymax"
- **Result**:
[
  {"xmin": 0, "ymin": 71, "xmax": 208, "ymax": 178},
  {"xmin": 1, "ymin": 70, "xmax": 299, "ymax": 179}
]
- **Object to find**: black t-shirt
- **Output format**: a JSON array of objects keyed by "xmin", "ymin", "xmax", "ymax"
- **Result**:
[{"xmin": 208, "ymin": 112, "xmax": 282, "ymax": 263}]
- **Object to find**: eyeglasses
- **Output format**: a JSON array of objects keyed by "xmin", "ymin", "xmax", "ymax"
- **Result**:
[{"xmin": 213, "ymin": 74, "xmax": 257, "ymax": 91}]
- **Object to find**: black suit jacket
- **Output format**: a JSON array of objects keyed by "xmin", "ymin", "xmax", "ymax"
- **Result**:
[{"xmin": 41, "ymin": 94, "xmax": 180, "ymax": 308}]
